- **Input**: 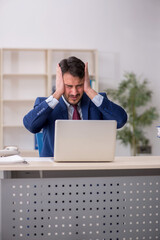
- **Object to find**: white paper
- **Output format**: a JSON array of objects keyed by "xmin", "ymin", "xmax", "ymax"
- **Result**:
[
  {"xmin": 0, "ymin": 155, "xmax": 26, "ymax": 164},
  {"xmin": 27, "ymin": 157, "xmax": 53, "ymax": 162}
]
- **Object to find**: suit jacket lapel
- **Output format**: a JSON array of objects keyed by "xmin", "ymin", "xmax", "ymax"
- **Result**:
[
  {"xmin": 59, "ymin": 97, "xmax": 68, "ymax": 119},
  {"xmin": 81, "ymin": 93, "xmax": 90, "ymax": 120}
]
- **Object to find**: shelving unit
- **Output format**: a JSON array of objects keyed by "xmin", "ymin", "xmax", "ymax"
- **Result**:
[{"xmin": 0, "ymin": 48, "xmax": 98, "ymax": 156}]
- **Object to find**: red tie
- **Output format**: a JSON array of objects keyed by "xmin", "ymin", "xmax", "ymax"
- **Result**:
[{"xmin": 72, "ymin": 104, "xmax": 81, "ymax": 120}]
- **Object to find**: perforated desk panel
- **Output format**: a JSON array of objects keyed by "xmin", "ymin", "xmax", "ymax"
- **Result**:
[{"xmin": 1, "ymin": 175, "xmax": 160, "ymax": 240}]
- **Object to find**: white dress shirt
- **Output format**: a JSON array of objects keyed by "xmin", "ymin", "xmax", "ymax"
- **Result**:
[{"xmin": 46, "ymin": 94, "xmax": 103, "ymax": 119}]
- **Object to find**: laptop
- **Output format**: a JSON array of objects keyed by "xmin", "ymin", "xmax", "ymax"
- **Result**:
[{"xmin": 54, "ymin": 120, "xmax": 117, "ymax": 162}]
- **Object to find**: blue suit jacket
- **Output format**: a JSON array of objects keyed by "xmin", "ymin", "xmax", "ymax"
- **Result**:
[{"xmin": 23, "ymin": 93, "xmax": 127, "ymax": 157}]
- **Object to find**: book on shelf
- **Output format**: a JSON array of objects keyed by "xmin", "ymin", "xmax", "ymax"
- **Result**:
[{"xmin": 90, "ymin": 79, "xmax": 96, "ymax": 90}]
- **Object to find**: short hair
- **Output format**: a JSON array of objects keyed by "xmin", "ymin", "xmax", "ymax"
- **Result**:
[{"xmin": 59, "ymin": 56, "xmax": 85, "ymax": 79}]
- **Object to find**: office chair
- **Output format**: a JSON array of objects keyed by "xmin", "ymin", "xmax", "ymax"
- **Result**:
[{"xmin": 36, "ymin": 132, "xmax": 43, "ymax": 156}]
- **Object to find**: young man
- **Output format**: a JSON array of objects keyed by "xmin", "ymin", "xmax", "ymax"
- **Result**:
[{"xmin": 23, "ymin": 56, "xmax": 127, "ymax": 157}]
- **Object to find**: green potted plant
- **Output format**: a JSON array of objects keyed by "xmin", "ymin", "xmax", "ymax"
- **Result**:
[{"xmin": 106, "ymin": 72, "xmax": 159, "ymax": 156}]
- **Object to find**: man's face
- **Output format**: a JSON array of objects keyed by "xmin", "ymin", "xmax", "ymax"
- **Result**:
[{"xmin": 63, "ymin": 72, "xmax": 84, "ymax": 105}]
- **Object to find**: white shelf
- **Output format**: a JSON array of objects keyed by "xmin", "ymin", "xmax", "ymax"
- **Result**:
[
  {"xmin": 3, "ymin": 99, "xmax": 35, "ymax": 102},
  {"xmin": 3, "ymin": 73, "xmax": 48, "ymax": 77},
  {"xmin": 3, "ymin": 125, "xmax": 24, "ymax": 128},
  {"xmin": 20, "ymin": 150, "xmax": 39, "ymax": 157},
  {"xmin": 51, "ymin": 73, "xmax": 96, "ymax": 78},
  {"xmin": 0, "ymin": 48, "xmax": 98, "ymax": 153}
]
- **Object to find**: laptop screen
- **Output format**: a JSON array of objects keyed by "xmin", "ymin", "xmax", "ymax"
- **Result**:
[{"xmin": 54, "ymin": 120, "xmax": 117, "ymax": 162}]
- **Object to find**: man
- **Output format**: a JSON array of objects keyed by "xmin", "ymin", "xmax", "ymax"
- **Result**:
[{"xmin": 23, "ymin": 56, "xmax": 127, "ymax": 157}]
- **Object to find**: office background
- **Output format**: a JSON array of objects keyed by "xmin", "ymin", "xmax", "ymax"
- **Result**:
[{"xmin": 0, "ymin": 0, "xmax": 160, "ymax": 155}]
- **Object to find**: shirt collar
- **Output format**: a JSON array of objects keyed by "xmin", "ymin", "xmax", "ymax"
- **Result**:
[{"xmin": 62, "ymin": 95, "xmax": 81, "ymax": 108}]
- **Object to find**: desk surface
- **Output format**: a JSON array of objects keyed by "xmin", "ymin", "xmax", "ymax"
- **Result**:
[{"xmin": 0, "ymin": 155, "xmax": 160, "ymax": 171}]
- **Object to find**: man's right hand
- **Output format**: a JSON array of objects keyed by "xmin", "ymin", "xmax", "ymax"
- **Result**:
[{"xmin": 52, "ymin": 64, "xmax": 64, "ymax": 100}]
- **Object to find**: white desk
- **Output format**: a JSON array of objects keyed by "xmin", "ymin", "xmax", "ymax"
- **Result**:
[
  {"xmin": 0, "ymin": 156, "xmax": 160, "ymax": 240},
  {"xmin": 0, "ymin": 155, "xmax": 160, "ymax": 171}
]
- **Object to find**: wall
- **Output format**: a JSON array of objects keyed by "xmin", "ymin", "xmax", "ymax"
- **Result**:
[{"xmin": 0, "ymin": 0, "xmax": 160, "ymax": 155}]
